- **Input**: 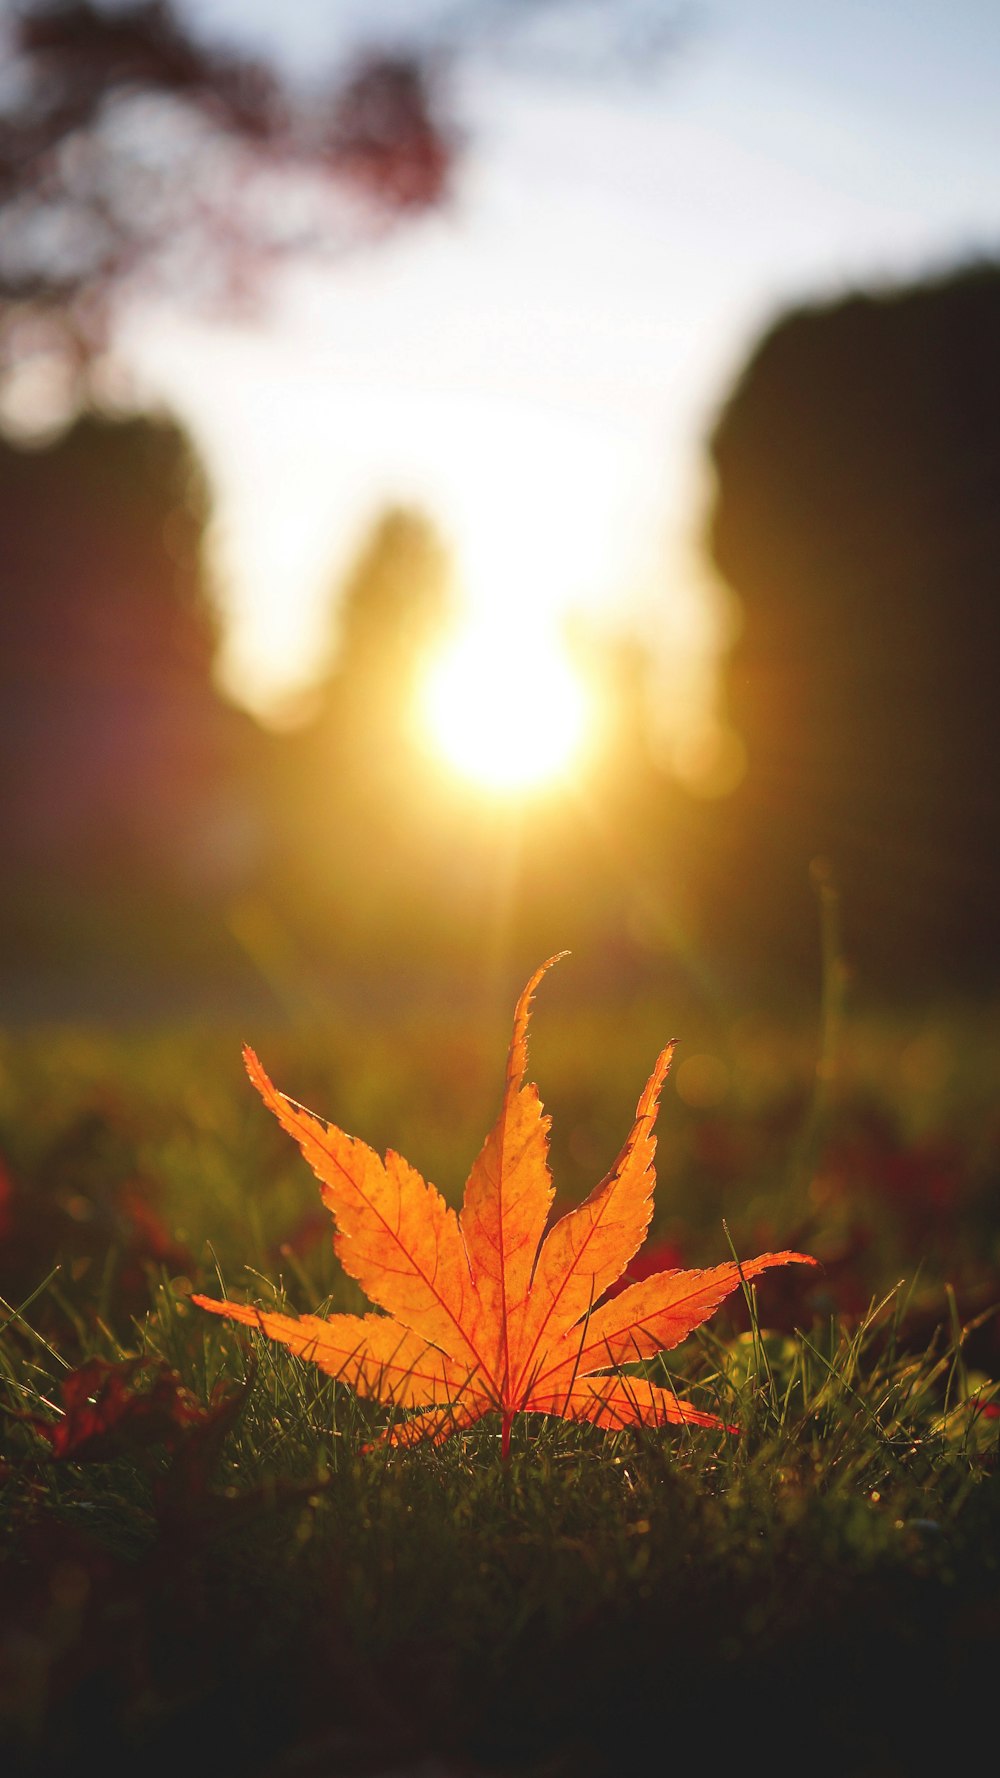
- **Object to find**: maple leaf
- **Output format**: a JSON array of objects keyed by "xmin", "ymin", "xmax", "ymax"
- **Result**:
[{"xmin": 194, "ymin": 956, "xmax": 816, "ymax": 1455}]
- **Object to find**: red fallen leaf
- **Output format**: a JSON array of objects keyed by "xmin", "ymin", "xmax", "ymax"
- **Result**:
[
  {"xmin": 23, "ymin": 1356, "xmax": 241, "ymax": 1465},
  {"xmin": 152, "ymin": 1361, "xmax": 258, "ymax": 1522},
  {"xmin": 196, "ymin": 956, "xmax": 817, "ymax": 1454}
]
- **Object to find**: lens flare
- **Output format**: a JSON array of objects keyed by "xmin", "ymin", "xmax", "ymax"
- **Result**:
[{"xmin": 421, "ymin": 623, "xmax": 590, "ymax": 792}]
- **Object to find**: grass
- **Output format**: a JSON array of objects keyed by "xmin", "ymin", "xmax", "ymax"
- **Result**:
[{"xmin": 2, "ymin": 996, "xmax": 999, "ymax": 1777}]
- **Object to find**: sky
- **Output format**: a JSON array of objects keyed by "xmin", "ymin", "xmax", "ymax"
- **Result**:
[{"xmin": 125, "ymin": 1, "xmax": 1000, "ymax": 746}]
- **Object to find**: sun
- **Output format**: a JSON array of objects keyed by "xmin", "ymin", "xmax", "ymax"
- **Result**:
[{"xmin": 421, "ymin": 622, "xmax": 591, "ymax": 793}]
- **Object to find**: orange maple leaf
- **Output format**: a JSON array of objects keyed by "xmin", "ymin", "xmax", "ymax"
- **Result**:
[{"xmin": 194, "ymin": 956, "xmax": 816, "ymax": 1455}]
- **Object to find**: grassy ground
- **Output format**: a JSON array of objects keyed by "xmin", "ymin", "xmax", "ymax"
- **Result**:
[{"xmin": 2, "ymin": 993, "xmax": 999, "ymax": 1776}]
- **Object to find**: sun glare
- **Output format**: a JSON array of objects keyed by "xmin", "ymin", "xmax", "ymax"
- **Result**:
[{"xmin": 421, "ymin": 623, "xmax": 591, "ymax": 793}]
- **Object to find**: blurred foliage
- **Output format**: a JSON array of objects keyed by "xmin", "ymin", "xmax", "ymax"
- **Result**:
[
  {"xmin": 0, "ymin": 0, "xmax": 457, "ymax": 411},
  {"xmin": 705, "ymin": 260, "xmax": 1000, "ymax": 997},
  {"xmin": 0, "ymin": 0, "xmax": 688, "ymax": 421},
  {"xmin": 0, "ymin": 410, "xmax": 266, "ymax": 941}
]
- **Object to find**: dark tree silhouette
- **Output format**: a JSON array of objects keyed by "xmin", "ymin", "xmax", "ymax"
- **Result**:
[
  {"xmin": 0, "ymin": 408, "xmax": 261, "ymax": 889},
  {"xmin": 705, "ymin": 261, "xmax": 1000, "ymax": 995}
]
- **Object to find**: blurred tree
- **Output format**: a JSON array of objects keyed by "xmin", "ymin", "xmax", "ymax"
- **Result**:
[
  {"xmin": 704, "ymin": 261, "xmax": 1000, "ymax": 997},
  {"xmin": 0, "ymin": 408, "xmax": 263, "ymax": 894},
  {"xmin": 330, "ymin": 505, "xmax": 454, "ymax": 743},
  {"xmin": 270, "ymin": 506, "xmax": 456, "ymax": 956},
  {"xmin": 0, "ymin": 0, "xmax": 458, "ymax": 410},
  {"xmin": 0, "ymin": 0, "xmax": 690, "ymax": 417}
]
